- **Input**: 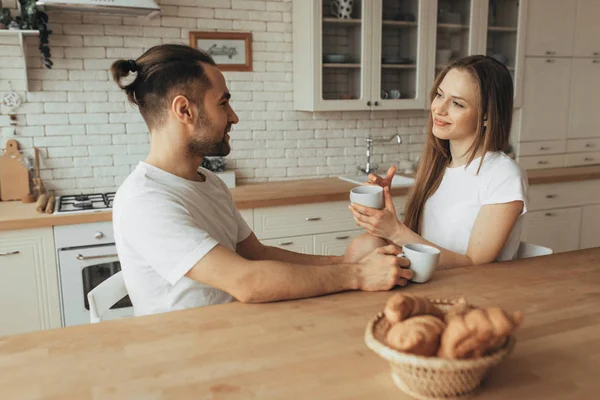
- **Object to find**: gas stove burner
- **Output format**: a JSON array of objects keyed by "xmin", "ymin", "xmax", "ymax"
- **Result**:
[
  {"xmin": 73, "ymin": 200, "xmax": 93, "ymax": 209},
  {"xmin": 55, "ymin": 192, "xmax": 116, "ymax": 214}
]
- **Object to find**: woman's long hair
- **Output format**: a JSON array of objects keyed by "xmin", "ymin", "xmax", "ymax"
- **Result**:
[{"xmin": 403, "ymin": 55, "xmax": 514, "ymax": 233}]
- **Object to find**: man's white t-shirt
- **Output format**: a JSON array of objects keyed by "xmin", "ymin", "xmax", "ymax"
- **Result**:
[
  {"xmin": 421, "ymin": 151, "xmax": 528, "ymax": 261},
  {"xmin": 113, "ymin": 162, "xmax": 252, "ymax": 316}
]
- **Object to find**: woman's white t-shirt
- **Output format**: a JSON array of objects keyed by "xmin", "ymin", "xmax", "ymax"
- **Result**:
[{"xmin": 421, "ymin": 152, "xmax": 528, "ymax": 261}]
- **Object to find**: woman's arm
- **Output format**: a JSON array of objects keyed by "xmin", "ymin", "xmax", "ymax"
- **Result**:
[{"xmin": 349, "ymin": 186, "xmax": 523, "ymax": 268}]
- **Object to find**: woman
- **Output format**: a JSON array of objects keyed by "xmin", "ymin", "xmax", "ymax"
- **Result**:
[{"xmin": 348, "ymin": 55, "xmax": 528, "ymax": 268}]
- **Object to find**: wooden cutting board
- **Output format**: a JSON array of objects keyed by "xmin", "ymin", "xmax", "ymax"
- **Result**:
[{"xmin": 0, "ymin": 140, "xmax": 30, "ymax": 201}]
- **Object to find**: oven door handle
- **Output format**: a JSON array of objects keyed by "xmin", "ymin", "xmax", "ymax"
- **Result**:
[{"xmin": 76, "ymin": 253, "xmax": 119, "ymax": 261}]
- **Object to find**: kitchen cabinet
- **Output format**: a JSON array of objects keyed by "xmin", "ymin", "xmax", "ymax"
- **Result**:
[
  {"xmin": 262, "ymin": 235, "xmax": 314, "ymax": 254},
  {"xmin": 293, "ymin": 0, "xmax": 430, "ymax": 111},
  {"xmin": 293, "ymin": 0, "xmax": 526, "ymax": 111},
  {"xmin": 567, "ymin": 58, "xmax": 600, "ymax": 140},
  {"xmin": 522, "ymin": 207, "xmax": 581, "ymax": 253},
  {"xmin": 0, "ymin": 227, "xmax": 62, "ymax": 337},
  {"xmin": 314, "ymin": 230, "xmax": 364, "ymax": 256},
  {"xmin": 524, "ymin": 0, "xmax": 577, "ymax": 57},
  {"xmin": 520, "ymin": 57, "xmax": 572, "ymax": 142},
  {"xmin": 573, "ymin": 0, "xmax": 600, "ymax": 58},
  {"xmin": 522, "ymin": 180, "xmax": 600, "ymax": 253},
  {"xmin": 580, "ymin": 204, "xmax": 600, "ymax": 249}
]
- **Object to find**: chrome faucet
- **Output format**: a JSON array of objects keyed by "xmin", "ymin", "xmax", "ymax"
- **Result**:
[{"xmin": 357, "ymin": 134, "xmax": 403, "ymax": 175}]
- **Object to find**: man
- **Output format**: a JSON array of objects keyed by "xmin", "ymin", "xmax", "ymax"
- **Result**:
[{"xmin": 110, "ymin": 44, "xmax": 412, "ymax": 316}]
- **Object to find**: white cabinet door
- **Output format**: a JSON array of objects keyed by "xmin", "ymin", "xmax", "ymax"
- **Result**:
[
  {"xmin": 521, "ymin": 207, "xmax": 581, "ymax": 253},
  {"xmin": 580, "ymin": 204, "xmax": 600, "ymax": 249},
  {"xmin": 0, "ymin": 228, "xmax": 61, "ymax": 337},
  {"xmin": 520, "ymin": 57, "xmax": 571, "ymax": 141},
  {"xmin": 261, "ymin": 235, "xmax": 314, "ymax": 254},
  {"xmin": 524, "ymin": 0, "xmax": 577, "ymax": 56},
  {"xmin": 314, "ymin": 229, "xmax": 364, "ymax": 256},
  {"xmin": 573, "ymin": 0, "xmax": 600, "ymax": 57},
  {"xmin": 568, "ymin": 58, "xmax": 600, "ymax": 139}
]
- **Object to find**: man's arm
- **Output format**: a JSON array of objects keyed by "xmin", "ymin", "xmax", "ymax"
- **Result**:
[
  {"xmin": 186, "ymin": 243, "xmax": 413, "ymax": 303},
  {"xmin": 236, "ymin": 232, "xmax": 345, "ymax": 265}
]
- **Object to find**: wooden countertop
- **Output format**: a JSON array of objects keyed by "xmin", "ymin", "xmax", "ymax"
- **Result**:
[
  {"xmin": 1, "ymin": 248, "xmax": 599, "ymax": 399},
  {"xmin": 2, "ymin": 165, "xmax": 600, "ymax": 231}
]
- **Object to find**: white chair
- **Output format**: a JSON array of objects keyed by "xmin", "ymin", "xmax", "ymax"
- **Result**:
[
  {"xmin": 516, "ymin": 241, "xmax": 553, "ymax": 259},
  {"xmin": 87, "ymin": 271, "xmax": 129, "ymax": 323}
]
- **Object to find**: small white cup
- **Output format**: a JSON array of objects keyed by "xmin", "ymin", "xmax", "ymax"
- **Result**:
[
  {"xmin": 389, "ymin": 89, "xmax": 401, "ymax": 99},
  {"xmin": 398, "ymin": 243, "xmax": 441, "ymax": 283},
  {"xmin": 350, "ymin": 186, "xmax": 384, "ymax": 209}
]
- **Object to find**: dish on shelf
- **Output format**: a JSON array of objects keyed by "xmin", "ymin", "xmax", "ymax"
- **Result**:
[
  {"xmin": 323, "ymin": 54, "xmax": 351, "ymax": 63},
  {"xmin": 382, "ymin": 57, "xmax": 413, "ymax": 65}
]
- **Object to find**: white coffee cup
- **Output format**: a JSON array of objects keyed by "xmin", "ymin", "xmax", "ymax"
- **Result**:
[
  {"xmin": 350, "ymin": 186, "xmax": 384, "ymax": 209},
  {"xmin": 398, "ymin": 243, "xmax": 441, "ymax": 283}
]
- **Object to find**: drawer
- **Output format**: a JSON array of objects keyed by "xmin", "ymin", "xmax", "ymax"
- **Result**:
[
  {"xmin": 528, "ymin": 180, "xmax": 600, "ymax": 211},
  {"xmin": 254, "ymin": 201, "xmax": 355, "ymax": 239},
  {"xmin": 518, "ymin": 154, "xmax": 566, "ymax": 170},
  {"xmin": 522, "ymin": 207, "xmax": 581, "ymax": 253},
  {"xmin": 314, "ymin": 229, "xmax": 364, "ymax": 256},
  {"xmin": 566, "ymin": 152, "xmax": 600, "ymax": 167},
  {"xmin": 519, "ymin": 140, "xmax": 566, "ymax": 156},
  {"xmin": 54, "ymin": 222, "xmax": 115, "ymax": 249},
  {"xmin": 567, "ymin": 138, "xmax": 600, "ymax": 153},
  {"xmin": 261, "ymin": 234, "xmax": 314, "ymax": 254}
]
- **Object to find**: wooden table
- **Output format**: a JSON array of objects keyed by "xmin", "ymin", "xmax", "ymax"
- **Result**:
[{"xmin": 1, "ymin": 248, "xmax": 599, "ymax": 400}]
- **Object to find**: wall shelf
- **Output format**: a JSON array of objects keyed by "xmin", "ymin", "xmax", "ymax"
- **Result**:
[{"xmin": 0, "ymin": 30, "xmax": 39, "ymax": 92}]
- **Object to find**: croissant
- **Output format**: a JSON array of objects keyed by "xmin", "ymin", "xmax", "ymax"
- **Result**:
[
  {"xmin": 383, "ymin": 293, "xmax": 444, "ymax": 324},
  {"xmin": 438, "ymin": 307, "xmax": 523, "ymax": 359},
  {"xmin": 386, "ymin": 315, "xmax": 446, "ymax": 356}
]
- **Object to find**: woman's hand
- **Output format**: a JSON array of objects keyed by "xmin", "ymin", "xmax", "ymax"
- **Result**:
[
  {"xmin": 368, "ymin": 165, "xmax": 396, "ymax": 189},
  {"xmin": 349, "ymin": 186, "xmax": 407, "ymax": 242}
]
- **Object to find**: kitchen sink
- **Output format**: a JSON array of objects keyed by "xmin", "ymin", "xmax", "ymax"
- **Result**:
[{"xmin": 338, "ymin": 174, "xmax": 415, "ymax": 187}]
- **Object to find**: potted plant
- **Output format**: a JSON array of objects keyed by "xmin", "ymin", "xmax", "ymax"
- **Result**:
[{"xmin": 18, "ymin": 0, "xmax": 53, "ymax": 68}]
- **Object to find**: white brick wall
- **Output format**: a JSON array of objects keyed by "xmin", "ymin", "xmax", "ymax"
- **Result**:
[{"xmin": 0, "ymin": 0, "xmax": 427, "ymax": 195}]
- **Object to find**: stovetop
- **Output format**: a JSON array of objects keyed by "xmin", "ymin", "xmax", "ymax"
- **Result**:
[{"xmin": 55, "ymin": 192, "xmax": 115, "ymax": 214}]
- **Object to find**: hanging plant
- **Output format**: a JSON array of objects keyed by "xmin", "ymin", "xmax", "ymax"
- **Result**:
[{"xmin": 18, "ymin": 0, "xmax": 53, "ymax": 69}]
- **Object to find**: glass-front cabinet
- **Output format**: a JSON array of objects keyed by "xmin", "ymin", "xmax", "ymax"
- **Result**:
[{"xmin": 292, "ymin": 0, "xmax": 527, "ymax": 111}]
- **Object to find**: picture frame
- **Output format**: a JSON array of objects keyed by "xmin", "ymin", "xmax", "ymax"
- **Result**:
[{"xmin": 189, "ymin": 31, "xmax": 253, "ymax": 72}]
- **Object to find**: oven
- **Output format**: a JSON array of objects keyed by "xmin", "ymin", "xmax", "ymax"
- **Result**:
[{"xmin": 54, "ymin": 221, "xmax": 133, "ymax": 327}]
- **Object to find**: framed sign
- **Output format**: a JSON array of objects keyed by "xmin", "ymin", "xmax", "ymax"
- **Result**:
[{"xmin": 189, "ymin": 31, "xmax": 253, "ymax": 72}]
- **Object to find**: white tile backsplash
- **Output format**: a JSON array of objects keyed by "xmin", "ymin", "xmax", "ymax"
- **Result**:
[{"xmin": 0, "ymin": 0, "xmax": 428, "ymax": 195}]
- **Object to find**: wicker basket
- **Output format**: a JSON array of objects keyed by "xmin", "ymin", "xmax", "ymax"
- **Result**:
[{"xmin": 364, "ymin": 299, "xmax": 516, "ymax": 400}]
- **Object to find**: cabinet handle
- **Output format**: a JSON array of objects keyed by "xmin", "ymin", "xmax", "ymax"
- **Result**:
[
  {"xmin": 94, "ymin": 232, "xmax": 104, "ymax": 239},
  {"xmin": 594, "ymin": 60, "xmax": 600, "ymax": 64},
  {"xmin": 367, "ymin": 101, "xmax": 372, "ymax": 106},
  {"xmin": 374, "ymin": 101, "xmax": 379, "ymax": 106},
  {"xmin": 545, "ymin": 51, "xmax": 556, "ymax": 55},
  {"xmin": 537, "ymin": 160, "xmax": 549, "ymax": 165},
  {"xmin": 335, "ymin": 235, "xmax": 350, "ymax": 240},
  {"xmin": 76, "ymin": 254, "xmax": 118, "ymax": 261},
  {"xmin": 585, "ymin": 143, "xmax": 594, "ymax": 148},
  {"xmin": 545, "ymin": 194, "xmax": 557, "ymax": 199},
  {"xmin": 278, "ymin": 241, "xmax": 293, "ymax": 246},
  {"xmin": 584, "ymin": 157, "xmax": 594, "ymax": 162},
  {"xmin": 594, "ymin": 52, "xmax": 600, "ymax": 56},
  {"xmin": 544, "ymin": 212, "xmax": 555, "ymax": 217},
  {"xmin": 545, "ymin": 59, "xmax": 555, "ymax": 63},
  {"xmin": 0, "ymin": 251, "xmax": 20, "ymax": 256},
  {"xmin": 539, "ymin": 146, "xmax": 549, "ymax": 150},
  {"xmin": 305, "ymin": 217, "xmax": 321, "ymax": 221}
]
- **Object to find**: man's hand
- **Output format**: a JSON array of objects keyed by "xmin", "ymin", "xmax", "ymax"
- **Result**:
[{"xmin": 355, "ymin": 245, "xmax": 413, "ymax": 291}]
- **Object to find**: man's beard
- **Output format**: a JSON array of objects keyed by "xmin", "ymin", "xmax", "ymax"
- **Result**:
[{"xmin": 188, "ymin": 117, "xmax": 231, "ymax": 158}]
